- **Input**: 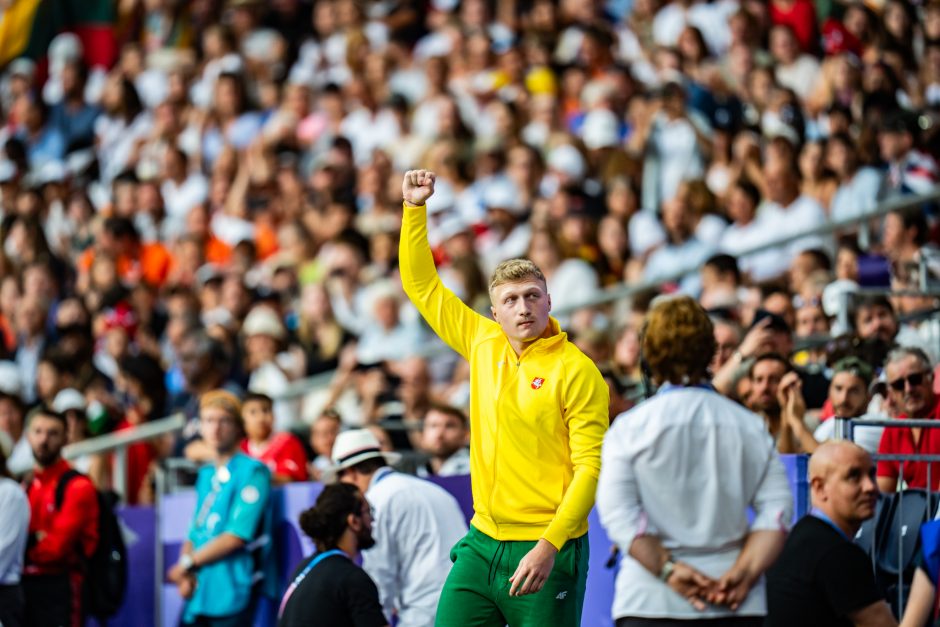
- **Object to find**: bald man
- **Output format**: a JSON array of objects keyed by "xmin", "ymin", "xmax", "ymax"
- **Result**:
[{"xmin": 766, "ymin": 442, "xmax": 897, "ymax": 627}]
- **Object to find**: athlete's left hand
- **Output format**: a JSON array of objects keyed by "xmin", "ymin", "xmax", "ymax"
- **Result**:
[{"xmin": 508, "ymin": 538, "xmax": 558, "ymax": 596}]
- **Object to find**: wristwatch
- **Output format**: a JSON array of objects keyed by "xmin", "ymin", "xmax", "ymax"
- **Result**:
[
  {"xmin": 178, "ymin": 553, "xmax": 197, "ymax": 573},
  {"xmin": 659, "ymin": 556, "xmax": 677, "ymax": 582}
]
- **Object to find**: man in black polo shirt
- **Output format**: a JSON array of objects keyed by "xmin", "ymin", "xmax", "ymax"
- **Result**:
[
  {"xmin": 277, "ymin": 483, "xmax": 388, "ymax": 627},
  {"xmin": 766, "ymin": 441, "xmax": 897, "ymax": 627}
]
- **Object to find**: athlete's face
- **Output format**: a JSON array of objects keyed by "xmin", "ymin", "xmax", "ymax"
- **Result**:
[{"xmin": 490, "ymin": 279, "xmax": 552, "ymax": 349}]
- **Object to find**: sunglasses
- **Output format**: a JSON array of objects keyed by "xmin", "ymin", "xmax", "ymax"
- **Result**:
[{"xmin": 888, "ymin": 370, "xmax": 930, "ymax": 392}]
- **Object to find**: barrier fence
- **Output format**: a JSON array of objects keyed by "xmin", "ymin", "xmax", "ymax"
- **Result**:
[
  {"xmin": 834, "ymin": 417, "xmax": 940, "ymax": 617},
  {"xmin": 94, "ymin": 456, "xmax": 810, "ymax": 627}
]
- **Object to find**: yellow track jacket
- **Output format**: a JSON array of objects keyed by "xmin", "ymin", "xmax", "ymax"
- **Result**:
[{"xmin": 399, "ymin": 205, "xmax": 609, "ymax": 549}]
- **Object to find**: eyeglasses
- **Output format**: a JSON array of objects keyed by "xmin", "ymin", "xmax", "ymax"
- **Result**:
[{"xmin": 888, "ymin": 370, "xmax": 930, "ymax": 392}]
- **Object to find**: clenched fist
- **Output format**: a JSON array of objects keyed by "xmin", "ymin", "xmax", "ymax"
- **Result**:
[{"xmin": 402, "ymin": 169, "xmax": 436, "ymax": 207}]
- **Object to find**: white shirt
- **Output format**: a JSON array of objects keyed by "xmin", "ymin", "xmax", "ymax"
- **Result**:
[
  {"xmin": 416, "ymin": 448, "xmax": 471, "ymax": 478},
  {"xmin": 7, "ymin": 437, "xmax": 33, "ymax": 477},
  {"xmin": 363, "ymin": 467, "xmax": 468, "ymax": 627},
  {"xmin": 0, "ymin": 477, "xmax": 29, "ymax": 584},
  {"xmin": 718, "ymin": 220, "xmax": 789, "ymax": 283},
  {"xmin": 643, "ymin": 236, "xmax": 713, "ymax": 295},
  {"xmin": 755, "ymin": 194, "xmax": 830, "ymax": 276},
  {"xmin": 813, "ymin": 415, "xmax": 885, "ymax": 455},
  {"xmin": 597, "ymin": 386, "xmax": 793, "ymax": 620},
  {"xmin": 830, "ymin": 167, "xmax": 883, "ymax": 223},
  {"xmin": 775, "ymin": 55, "xmax": 821, "ymax": 101}
]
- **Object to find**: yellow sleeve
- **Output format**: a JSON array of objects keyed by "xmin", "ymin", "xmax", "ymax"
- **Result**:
[
  {"xmin": 542, "ymin": 358, "xmax": 610, "ymax": 550},
  {"xmin": 399, "ymin": 204, "xmax": 491, "ymax": 359}
]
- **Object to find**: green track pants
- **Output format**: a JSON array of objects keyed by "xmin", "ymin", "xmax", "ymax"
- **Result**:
[{"xmin": 435, "ymin": 525, "xmax": 589, "ymax": 627}]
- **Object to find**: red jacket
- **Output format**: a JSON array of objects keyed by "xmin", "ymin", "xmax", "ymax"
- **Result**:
[
  {"xmin": 240, "ymin": 432, "xmax": 309, "ymax": 482},
  {"xmin": 24, "ymin": 458, "xmax": 99, "ymax": 576}
]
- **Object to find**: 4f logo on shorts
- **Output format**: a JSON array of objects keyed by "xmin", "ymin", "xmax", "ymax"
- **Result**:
[{"xmin": 531, "ymin": 377, "xmax": 545, "ymax": 389}]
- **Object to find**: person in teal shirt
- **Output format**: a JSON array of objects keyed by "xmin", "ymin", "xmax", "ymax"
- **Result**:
[{"xmin": 168, "ymin": 390, "xmax": 274, "ymax": 627}]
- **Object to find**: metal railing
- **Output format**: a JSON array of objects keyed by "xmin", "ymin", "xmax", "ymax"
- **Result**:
[
  {"xmin": 832, "ymin": 416, "xmax": 940, "ymax": 616},
  {"xmin": 63, "ymin": 412, "xmax": 186, "ymax": 497},
  {"xmin": 273, "ymin": 186, "xmax": 940, "ymax": 401}
]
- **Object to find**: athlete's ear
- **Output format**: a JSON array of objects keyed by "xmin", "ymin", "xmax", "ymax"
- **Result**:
[{"xmin": 547, "ymin": 294, "xmax": 551, "ymax": 312}]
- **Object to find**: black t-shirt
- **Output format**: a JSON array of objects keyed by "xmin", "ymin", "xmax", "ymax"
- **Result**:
[
  {"xmin": 766, "ymin": 516, "xmax": 883, "ymax": 627},
  {"xmin": 277, "ymin": 554, "xmax": 388, "ymax": 627}
]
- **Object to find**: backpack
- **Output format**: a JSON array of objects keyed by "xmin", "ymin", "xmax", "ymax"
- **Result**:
[{"xmin": 55, "ymin": 469, "xmax": 128, "ymax": 619}]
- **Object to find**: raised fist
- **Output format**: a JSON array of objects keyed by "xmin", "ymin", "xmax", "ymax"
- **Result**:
[{"xmin": 402, "ymin": 169, "xmax": 436, "ymax": 207}]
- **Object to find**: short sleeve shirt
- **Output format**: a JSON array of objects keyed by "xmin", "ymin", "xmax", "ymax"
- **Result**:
[
  {"xmin": 184, "ymin": 453, "xmax": 272, "ymax": 620},
  {"xmin": 766, "ymin": 516, "xmax": 883, "ymax": 627},
  {"xmin": 877, "ymin": 398, "xmax": 940, "ymax": 490}
]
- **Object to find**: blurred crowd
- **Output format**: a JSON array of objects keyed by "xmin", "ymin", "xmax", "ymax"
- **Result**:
[{"xmin": 1, "ymin": 0, "xmax": 940, "ymax": 504}]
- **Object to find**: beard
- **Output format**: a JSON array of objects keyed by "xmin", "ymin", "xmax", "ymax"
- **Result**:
[
  {"xmin": 32, "ymin": 447, "xmax": 61, "ymax": 468},
  {"xmin": 357, "ymin": 526, "xmax": 376, "ymax": 551}
]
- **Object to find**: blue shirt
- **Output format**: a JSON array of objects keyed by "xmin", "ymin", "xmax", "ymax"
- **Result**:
[{"xmin": 184, "ymin": 453, "xmax": 272, "ymax": 620}]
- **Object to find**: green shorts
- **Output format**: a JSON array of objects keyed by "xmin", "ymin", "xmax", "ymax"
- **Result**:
[{"xmin": 435, "ymin": 525, "xmax": 589, "ymax": 627}]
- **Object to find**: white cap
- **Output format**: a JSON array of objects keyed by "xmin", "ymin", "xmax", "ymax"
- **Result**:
[
  {"xmin": 547, "ymin": 144, "xmax": 586, "ymax": 181},
  {"xmin": 53, "ymin": 388, "xmax": 86, "ymax": 414},
  {"xmin": 8, "ymin": 57, "xmax": 36, "ymax": 80},
  {"xmin": 49, "ymin": 33, "xmax": 83, "ymax": 63},
  {"xmin": 321, "ymin": 429, "xmax": 402, "ymax": 483},
  {"xmin": 0, "ymin": 361, "xmax": 23, "ymax": 398},
  {"xmin": 581, "ymin": 109, "xmax": 621, "ymax": 150},
  {"xmin": 482, "ymin": 177, "xmax": 526, "ymax": 216},
  {"xmin": 241, "ymin": 305, "xmax": 286, "ymax": 340}
]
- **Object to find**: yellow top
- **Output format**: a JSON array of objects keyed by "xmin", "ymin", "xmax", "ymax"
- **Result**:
[{"xmin": 399, "ymin": 204, "xmax": 609, "ymax": 549}]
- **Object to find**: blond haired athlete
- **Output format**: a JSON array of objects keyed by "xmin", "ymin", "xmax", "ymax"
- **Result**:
[{"xmin": 399, "ymin": 170, "xmax": 609, "ymax": 627}]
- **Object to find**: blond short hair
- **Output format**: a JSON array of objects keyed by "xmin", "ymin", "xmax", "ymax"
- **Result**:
[
  {"xmin": 488, "ymin": 259, "xmax": 547, "ymax": 297},
  {"xmin": 200, "ymin": 389, "xmax": 243, "ymax": 426}
]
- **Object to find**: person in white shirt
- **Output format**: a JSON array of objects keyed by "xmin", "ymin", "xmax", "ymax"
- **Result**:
[
  {"xmin": 0, "ymin": 431, "xmax": 30, "ymax": 627},
  {"xmin": 643, "ymin": 193, "xmax": 714, "ymax": 295},
  {"xmin": 326, "ymin": 429, "xmax": 468, "ymax": 627},
  {"xmin": 755, "ymin": 159, "xmax": 830, "ymax": 280},
  {"xmin": 597, "ymin": 295, "xmax": 792, "ymax": 626},
  {"xmin": 826, "ymin": 132, "xmax": 883, "ymax": 224},
  {"xmin": 768, "ymin": 25, "xmax": 820, "ymax": 102}
]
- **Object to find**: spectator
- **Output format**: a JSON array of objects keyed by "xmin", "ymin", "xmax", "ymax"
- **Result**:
[
  {"xmin": 882, "ymin": 206, "xmax": 928, "ymax": 269},
  {"xmin": 0, "ymin": 431, "xmax": 29, "ymax": 627},
  {"xmin": 239, "ymin": 392, "xmax": 308, "ymax": 484},
  {"xmin": 22, "ymin": 406, "xmax": 99, "ymax": 627},
  {"xmin": 766, "ymin": 441, "xmax": 896, "ymax": 627},
  {"xmin": 851, "ymin": 294, "xmax": 925, "ymax": 355},
  {"xmin": 597, "ymin": 295, "xmax": 791, "ymax": 625},
  {"xmin": 277, "ymin": 482, "xmax": 388, "ymax": 627},
  {"xmin": 241, "ymin": 304, "xmax": 297, "ymax": 432},
  {"xmin": 744, "ymin": 353, "xmax": 794, "ymax": 451},
  {"xmin": 325, "ymin": 429, "xmax": 466, "ymax": 626},
  {"xmin": 416, "ymin": 403, "xmax": 470, "ymax": 478},
  {"xmin": 758, "ymin": 157, "xmax": 829, "ymax": 281},
  {"xmin": 877, "ymin": 347, "xmax": 940, "ymax": 493},
  {"xmin": 808, "ymin": 358, "xmax": 883, "ymax": 453},
  {"xmin": 827, "ymin": 132, "xmax": 883, "ymax": 224},
  {"xmin": 172, "ymin": 330, "xmax": 242, "ymax": 460},
  {"xmin": 0, "ymin": 362, "xmax": 31, "ymax": 476},
  {"xmin": 308, "ymin": 408, "xmax": 342, "ymax": 481},
  {"xmin": 643, "ymin": 191, "xmax": 714, "ymax": 295},
  {"xmin": 167, "ymin": 390, "xmax": 274, "ymax": 627},
  {"xmin": 877, "ymin": 112, "xmax": 939, "ymax": 200}
]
